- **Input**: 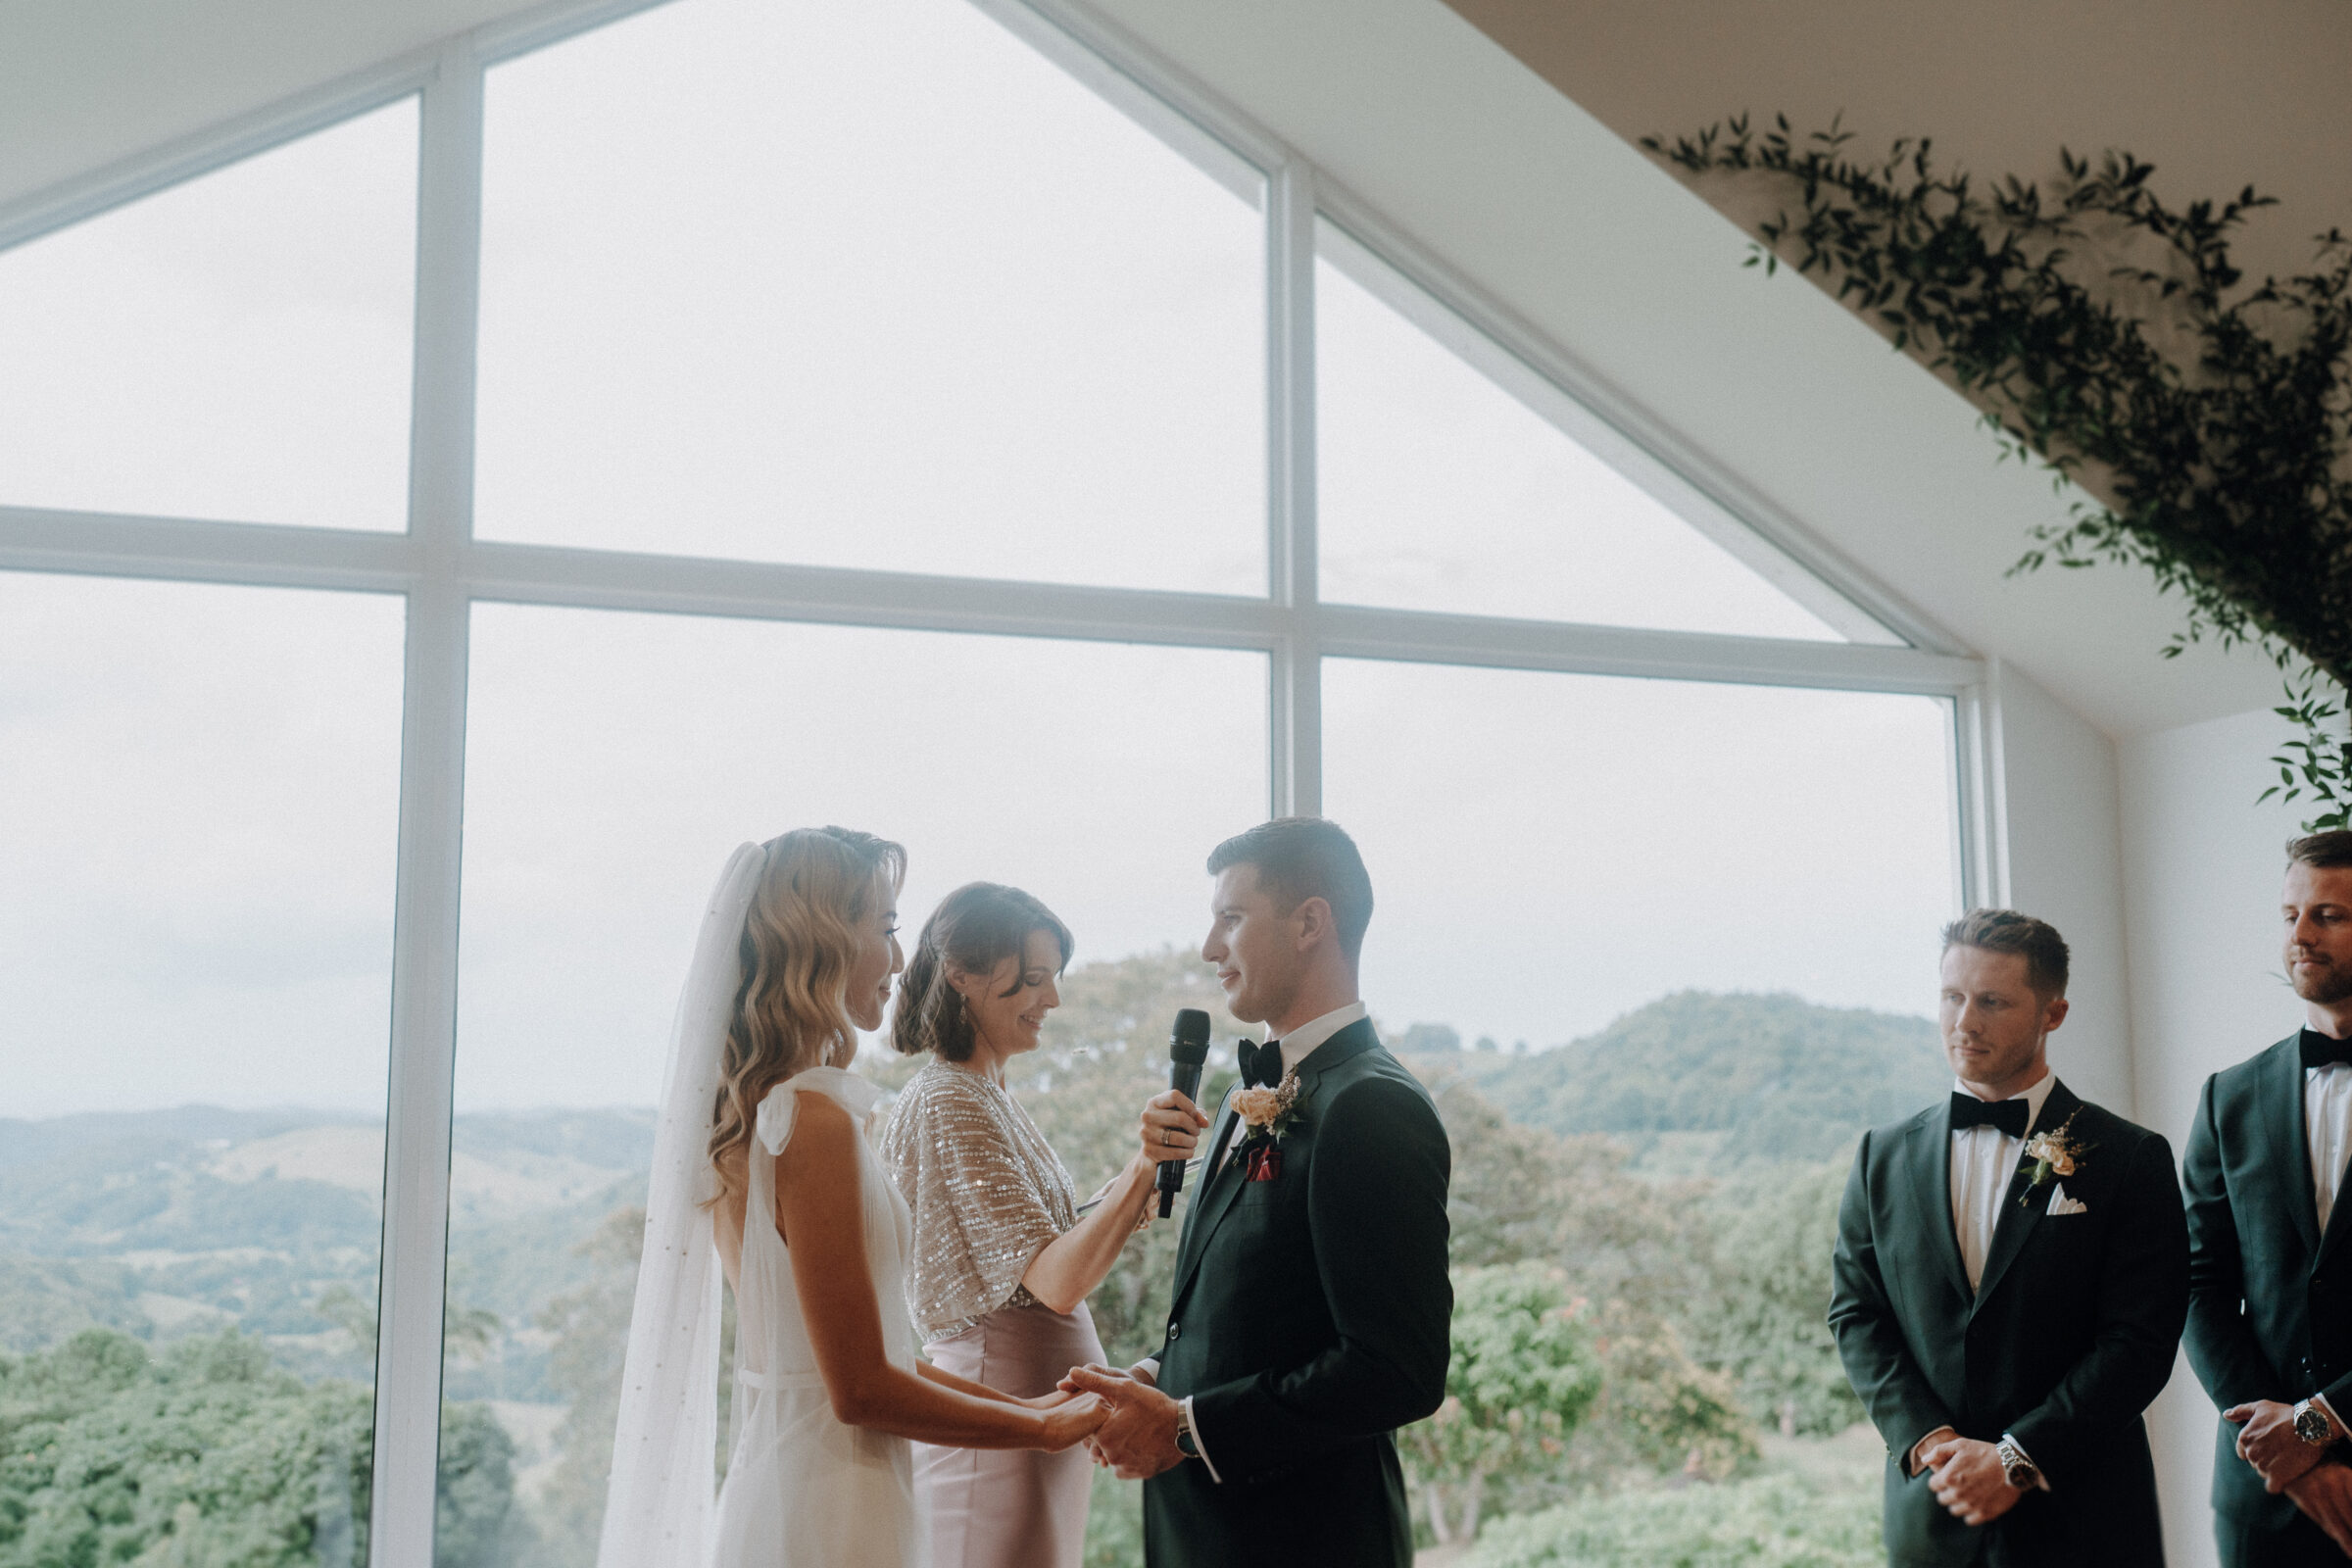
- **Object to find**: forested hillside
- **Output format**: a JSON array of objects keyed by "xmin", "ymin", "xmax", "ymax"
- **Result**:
[
  {"xmin": 1398, "ymin": 990, "xmax": 1948, "ymax": 1173},
  {"xmin": 0, "ymin": 955, "xmax": 1924, "ymax": 1566}
]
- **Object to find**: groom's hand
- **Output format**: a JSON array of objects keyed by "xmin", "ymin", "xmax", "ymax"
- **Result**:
[
  {"xmin": 2230, "ymin": 1399, "xmax": 2331, "ymax": 1493},
  {"xmin": 1925, "ymin": 1438, "xmax": 2025, "ymax": 1527},
  {"xmin": 2284, "ymin": 1460, "xmax": 2352, "ymax": 1554},
  {"xmin": 1066, "ymin": 1365, "xmax": 1186, "ymax": 1480}
]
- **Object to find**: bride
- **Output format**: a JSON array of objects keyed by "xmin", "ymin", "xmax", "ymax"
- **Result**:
[{"xmin": 597, "ymin": 828, "xmax": 1107, "ymax": 1568}]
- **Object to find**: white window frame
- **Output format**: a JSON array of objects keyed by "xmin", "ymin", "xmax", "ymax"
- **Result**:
[{"xmin": 0, "ymin": 0, "xmax": 1989, "ymax": 1560}]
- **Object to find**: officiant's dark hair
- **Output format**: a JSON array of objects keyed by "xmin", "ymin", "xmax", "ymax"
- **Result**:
[
  {"xmin": 1940, "ymin": 906, "xmax": 2070, "ymax": 999},
  {"xmin": 893, "ymin": 882, "xmax": 1073, "ymax": 1063},
  {"xmin": 2288, "ymin": 831, "xmax": 2352, "ymax": 871},
  {"xmin": 1207, "ymin": 816, "xmax": 1374, "ymax": 962}
]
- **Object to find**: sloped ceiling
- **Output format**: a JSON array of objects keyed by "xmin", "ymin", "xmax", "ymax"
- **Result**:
[
  {"xmin": 1444, "ymin": 0, "xmax": 2352, "ymax": 296},
  {"xmin": 4, "ymin": 0, "xmax": 2335, "ymax": 736}
]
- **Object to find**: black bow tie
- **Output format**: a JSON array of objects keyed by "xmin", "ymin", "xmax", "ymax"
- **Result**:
[
  {"xmin": 1240, "ymin": 1039, "xmax": 1284, "ymax": 1088},
  {"xmin": 2303, "ymin": 1030, "xmax": 2352, "ymax": 1071},
  {"xmin": 1950, "ymin": 1094, "xmax": 2031, "ymax": 1139}
]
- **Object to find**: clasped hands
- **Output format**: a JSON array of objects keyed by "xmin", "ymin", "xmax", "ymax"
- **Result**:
[
  {"xmin": 2227, "ymin": 1399, "xmax": 2352, "ymax": 1553},
  {"xmin": 1911, "ymin": 1429, "xmax": 2025, "ymax": 1528},
  {"xmin": 1053, "ymin": 1362, "xmax": 1188, "ymax": 1480}
]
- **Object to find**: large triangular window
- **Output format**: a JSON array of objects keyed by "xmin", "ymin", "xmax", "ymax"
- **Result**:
[{"xmin": 1315, "ymin": 219, "xmax": 1894, "ymax": 643}]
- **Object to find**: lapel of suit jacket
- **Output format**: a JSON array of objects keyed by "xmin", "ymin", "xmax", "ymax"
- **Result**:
[
  {"xmin": 1901, "ymin": 1102, "xmax": 1971, "ymax": 1303},
  {"xmin": 1970, "ymin": 1079, "xmax": 2077, "ymax": 1312},
  {"xmin": 1172, "ymin": 1084, "xmax": 1245, "ymax": 1294},
  {"xmin": 2269, "ymin": 1035, "xmax": 2328, "ymax": 1263},
  {"xmin": 1170, "ymin": 1018, "xmax": 1381, "ymax": 1303}
]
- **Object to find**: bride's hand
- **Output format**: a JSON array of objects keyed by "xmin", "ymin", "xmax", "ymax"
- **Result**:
[
  {"xmin": 1039, "ymin": 1394, "xmax": 1108, "ymax": 1451},
  {"xmin": 1021, "ymin": 1389, "xmax": 1079, "ymax": 1411}
]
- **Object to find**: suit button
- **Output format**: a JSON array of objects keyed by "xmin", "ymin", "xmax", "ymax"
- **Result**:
[{"xmin": 1167, "ymin": 1322, "xmax": 1180, "ymax": 1341}]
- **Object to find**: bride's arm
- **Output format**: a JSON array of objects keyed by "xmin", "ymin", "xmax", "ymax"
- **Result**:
[
  {"xmin": 913, "ymin": 1360, "xmax": 1075, "ymax": 1408},
  {"xmin": 777, "ymin": 1091, "xmax": 1102, "ymax": 1450}
]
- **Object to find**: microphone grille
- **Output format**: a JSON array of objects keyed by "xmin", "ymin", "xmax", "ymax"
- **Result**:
[{"xmin": 1169, "ymin": 1006, "xmax": 1211, "ymax": 1062}]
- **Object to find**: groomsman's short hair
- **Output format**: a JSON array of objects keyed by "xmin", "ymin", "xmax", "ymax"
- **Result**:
[
  {"xmin": 1940, "ymin": 907, "xmax": 2070, "ymax": 999},
  {"xmin": 2288, "ymin": 831, "xmax": 2352, "ymax": 870},
  {"xmin": 1208, "ymin": 817, "xmax": 1374, "ymax": 961}
]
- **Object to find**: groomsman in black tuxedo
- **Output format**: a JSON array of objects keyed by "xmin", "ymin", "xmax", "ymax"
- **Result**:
[
  {"xmin": 1065, "ymin": 817, "xmax": 1450, "ymax": 1568},
  {"xmin": 2184, "ymin": 830, "xmax": 2352, "ymax": 1565},
  {"xmin": 1830, "ymin": 908, "xmax": 2189, "ymax": 1567}
]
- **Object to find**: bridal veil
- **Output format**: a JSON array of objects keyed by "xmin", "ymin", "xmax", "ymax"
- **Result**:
[{"xmin": 597, "ymin": 842, "xmax": 765, "ymax": 1568}]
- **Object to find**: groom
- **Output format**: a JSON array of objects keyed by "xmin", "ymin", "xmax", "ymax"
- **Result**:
[
  {"xmin": 1829, "ymin": 907, "xmax": 2187, "ymax": 1566},
  {"xmin": 1068, "ymin": 817, "xmax": 1451, "ymax": 1567}
]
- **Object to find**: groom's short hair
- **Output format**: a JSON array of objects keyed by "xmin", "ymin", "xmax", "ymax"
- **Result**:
[
  {"xmin": 1940, "ymin": 906, "xmax": 2070, "ymax": 999},
  {"xmin": 1207, "ymin": 817, "xmax": 1374, "ymax": 961},
  {"xmin": 2288, "ymin": 830, "xmax": 2352, "ymax": 870}
]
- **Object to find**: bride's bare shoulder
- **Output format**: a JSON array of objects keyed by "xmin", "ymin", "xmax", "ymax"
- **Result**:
[{"xmin": 775, "ymin": 1085, "xmax": 856, "ymax": 1163}]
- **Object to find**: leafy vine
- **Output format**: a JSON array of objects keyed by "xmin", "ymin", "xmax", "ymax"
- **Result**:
[{"xmin": 1641, "ymin": 116, "xmax": 2352, "ymax": 826}]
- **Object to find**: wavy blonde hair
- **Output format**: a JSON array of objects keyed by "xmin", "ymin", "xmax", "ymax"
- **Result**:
[{"xmin": 706, "ymin": 826, "xmax": 906, "ymax": 1208}]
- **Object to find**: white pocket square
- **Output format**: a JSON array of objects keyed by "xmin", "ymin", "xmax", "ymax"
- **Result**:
[{"xmin": 2045, "ymin": 1183, "xmax": 2087, "ymax": 1216}]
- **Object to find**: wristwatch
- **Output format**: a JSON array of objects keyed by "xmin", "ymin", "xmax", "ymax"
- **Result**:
[
  {"xmin": 1173, "ymin": 1402, "xmax": 1200, "ymax": 1460},
  {"xmin": 2295, "ymin": 1398, "xmax": 2336, "ymax": 1446},
  {"xmin": 1995, "ymin": 1436, "xmax": 2038, "ymax": 1492}
]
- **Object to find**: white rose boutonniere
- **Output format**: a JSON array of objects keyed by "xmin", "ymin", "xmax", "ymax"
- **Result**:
[{"xmin": 2019, "ymin": 1111, "xmax": 2092, "ymax": 1207}]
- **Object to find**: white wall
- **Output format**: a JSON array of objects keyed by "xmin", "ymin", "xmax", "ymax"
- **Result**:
[
  {"xmin": 2122, "ymin": 705, "xmax": 2306, "ymax": 1568},
  {"xmin": 1991, "ymin": 660, "xmax": 2135, "ymax": 1111}
]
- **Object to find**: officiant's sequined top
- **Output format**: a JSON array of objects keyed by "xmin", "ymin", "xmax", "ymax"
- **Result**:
[{"xmin": 877, "ymin": 1059, "xmax": 1081, "ymax": 1343}]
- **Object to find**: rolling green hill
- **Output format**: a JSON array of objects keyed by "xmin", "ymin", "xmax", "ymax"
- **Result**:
[{"xmin": 1398, "ymin": 991, "xmax": 1949, "ymax": 1175}]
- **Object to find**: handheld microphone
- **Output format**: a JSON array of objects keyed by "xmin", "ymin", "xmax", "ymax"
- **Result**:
[{"xmin": 1157, "ymin": 1007, "xmax": 1212, "ymax": 1218}]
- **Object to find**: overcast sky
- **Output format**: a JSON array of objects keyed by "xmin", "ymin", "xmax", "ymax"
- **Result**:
[{"xmin": 2, "ymin": 0, "xmax": 1961, "ymax": 1122}]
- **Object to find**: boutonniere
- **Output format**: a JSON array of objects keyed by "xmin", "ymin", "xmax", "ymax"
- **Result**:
[
  {"xmin": 1233, "ymin": 1068, "xmax": 1305, "ymax": 1146},
  {"xmin": 2019, "ymin": 1112, "xmax": 2093, "ymax": 1207}
]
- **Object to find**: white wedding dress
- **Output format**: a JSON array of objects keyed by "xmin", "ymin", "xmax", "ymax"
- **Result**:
[
  {"xmin": 596, "ymin": 846, "xmax": 927, "ymax": 1568},
  {"xmin": 710, "ymin": 1067, "xmax": 925, "ymax": 1568}
]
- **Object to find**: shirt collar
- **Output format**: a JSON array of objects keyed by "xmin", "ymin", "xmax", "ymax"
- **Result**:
[
  {"xmin": 1265, "ymin": 1001, "xmax": 1368, "ymax": 1070},
  {"xmin": 1951, "ymin": 1068, "xmax": 2059, "ymax": 1137}
]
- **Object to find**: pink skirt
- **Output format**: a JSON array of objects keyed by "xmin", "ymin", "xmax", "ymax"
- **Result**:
[{"xmin": 913, "ymin": 1300, "xmax": 1106, "ymax": 1568}]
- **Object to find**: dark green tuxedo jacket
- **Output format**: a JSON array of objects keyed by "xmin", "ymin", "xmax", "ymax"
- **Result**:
[
  {"xmin": 1829, "ymin": 1080, "xmax": 2188, "ymax": 1566},
  {"xmin": 2183, "ymin": 1034, "xmax": 2352, "ymax": 1539},
  {"xmin": 1142, "ymin": 1018, "xmax": 1451, "ymax": 1568}
]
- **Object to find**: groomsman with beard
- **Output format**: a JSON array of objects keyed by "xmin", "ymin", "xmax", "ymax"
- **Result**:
[
  {"xmin": 1830, "ymin": 908, "xmax": 2189, "ymax": 1567},
  {"xmin": 2184, "ymin": 831, "xmax": 2352, "ymax": 1565}
]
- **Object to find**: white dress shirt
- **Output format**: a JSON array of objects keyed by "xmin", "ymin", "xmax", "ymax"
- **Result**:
[
  {"xmin": 1151, "ymin": 999, "xmax": 1371, "ymax": 1483},
  {"xmin": 1950, "ymin": 1070, "xmax": 2060, "ymax": 1294},
  {"xmin": 2309, "ymin": 1057, "xmax": 2352, "ymax": 1234}
]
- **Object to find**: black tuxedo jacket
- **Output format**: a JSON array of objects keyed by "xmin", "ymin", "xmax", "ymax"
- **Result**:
[
  {"xmin": 1829, "ymin": 1080, "xmax": 2188, "ymax": 1567},
  {"xmin": 1142, "ymin": 1018, "xmax": 1451, "ymax": 1568},
  {"xmin": 2183, "ymin": 1034, "xmax": 2352, "ymax": 1535}
]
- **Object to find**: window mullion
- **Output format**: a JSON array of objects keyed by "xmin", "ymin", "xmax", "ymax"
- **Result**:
[
  {"xmin": 1268, "ymin": 156, "xmax": 1319, "ymax": 816},
  {"xmin": 370, "ymin": 39, "xmax": 483, "ymax": 1568}
]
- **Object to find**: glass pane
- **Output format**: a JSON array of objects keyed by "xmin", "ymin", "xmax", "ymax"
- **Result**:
[
  {"xmin": 0, "ymin": 572, "xmax": 404, "ymax": 1564},
  {"xmin": 1316, "ymin": 222, "xmax": 1854, "ymax": 639},
  {"xmin": 475, "ymin": 0, "xmax": 1265, "ymax": 594},
  {"xmin": 0, "ymin": 101, "xmax": 418, "ymax": 530},
  {"xmin": 1325, "ymin": 660, "xmax": 1956, "ymax": 1544},
  {"xmin": 443, "ymin": 606, "xmax": 1267, "ymax": 1563}
]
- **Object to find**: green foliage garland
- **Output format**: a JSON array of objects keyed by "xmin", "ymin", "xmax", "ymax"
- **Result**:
[{"xmin": 1642, "ymin": 116, "xmax": 2352, "ymax": 826}]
